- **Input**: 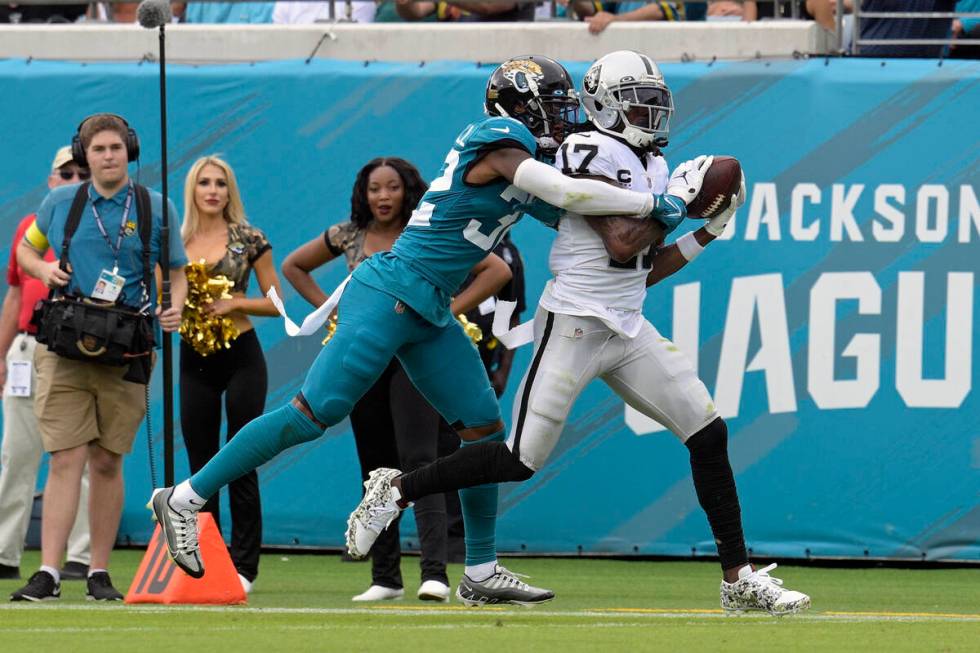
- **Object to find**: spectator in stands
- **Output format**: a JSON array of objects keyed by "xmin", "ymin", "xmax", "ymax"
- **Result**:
[
  {"xmin": 88, "ymin": 1, "xmax": 183, "ymax": 22},
  {"xmin": 280, "ymin": 157, "xmax": 510, "ymax": 601},
  {"xmin": 396, "ymin": 0, "xmax": 536, "ymax": 21},
  {"xmin": 952, "ymin": 0, "xmax": 980, "ymax": 57},
  {"xmin": 10, "ymin": 114, "xmax": 187, "ymax": 602},
  {"xmin": 274, "ymin": 1, "xmax": 377, "ymax": 23},
  {"xmin": 0, "ymin": 147, "xmax": 91, "ymax": 583},
  {"xmin": 585, "ymin": 2, "xmax": 681, "ymax": 34},
  {"xmin": 799, "ymin": 0, "xmax": 852, "ymax": 30},
  {"xmin": 182, "ymin": 1, "xmax": 274, "ymax": 23},
  {"xmin": 104, "ymin": 1, "xmax": 137, "ymax": 21},
  {"xmin": 178, "ymin": 156, "xmax": 283, "ymax": 594},
  {"xmin": 534, "ymin": 0, "xmax": 600, "ymax": 20},
  {"xmin": 0, "ymin": 3, "xmax": 86, "ymax": 22},
  {"xmin": 705, "ymin": 0, "xmax": 757, "ymax": 20},
  {"xmin": 857, "ymin": 0, "xmax": 955, "ymax": 58}
]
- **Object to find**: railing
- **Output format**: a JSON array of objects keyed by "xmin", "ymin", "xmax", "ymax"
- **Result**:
[
  {"xmin": 0, "ymin": 0, "xmax": 826, "ymax": 24},
  {"xmin": 851, "ymin": 6, "xmax": 980, "ymax": 55},
  {"xmin": 14, "ymin": 0, "xmax": 979, "ymax": 59}
]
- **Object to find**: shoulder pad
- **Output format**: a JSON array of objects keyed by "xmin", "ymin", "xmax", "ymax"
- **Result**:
[{"xmin": 467, "ymin": 116, "xmax": 537, "ymax": 154}]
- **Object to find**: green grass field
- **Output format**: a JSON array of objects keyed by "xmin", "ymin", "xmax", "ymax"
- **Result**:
[{"xmin": 1, "ymin": 551, "xmax": 977, "ymax": 652}]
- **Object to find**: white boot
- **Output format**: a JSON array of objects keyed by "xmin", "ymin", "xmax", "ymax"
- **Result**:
[
  {"xmin": 352, "ymin": 584, "xmax": 405, "ymax": 602},
  {"xmin": 417, "ymin": 579, "xmax": 450, "ymax": 602}
]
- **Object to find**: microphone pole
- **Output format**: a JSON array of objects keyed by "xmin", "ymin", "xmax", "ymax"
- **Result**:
[
  {"xmin": 158, "ymin": 20, "xmax": 174, "ymax": 488},
  {"xmin": 138, "ymin": 0, "xmax": 175, "ymax": 487}
]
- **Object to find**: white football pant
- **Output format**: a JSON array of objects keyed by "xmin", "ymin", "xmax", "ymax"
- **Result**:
[{"xmin": 507, "ymin": 307, "xmax": 719, "ymax": 471}]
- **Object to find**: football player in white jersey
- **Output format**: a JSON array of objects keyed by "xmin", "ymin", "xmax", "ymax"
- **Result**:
[{"xmin": 348, "ymin": 51, "xmax": 810, "ymax": 615}]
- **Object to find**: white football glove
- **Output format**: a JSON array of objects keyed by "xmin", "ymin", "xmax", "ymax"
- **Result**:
[
  {"xmin": 705, "ymin": 171, "xmax": 746, "ymax": 237},
  {"xmin": 666, "ymin": 155, "xmax": 714, "ymax": 206}
]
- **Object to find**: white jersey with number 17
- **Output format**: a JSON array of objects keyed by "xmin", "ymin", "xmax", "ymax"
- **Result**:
[{"xmin": 539, "ymin": 131, "xmax": 669, "ymax": 338}]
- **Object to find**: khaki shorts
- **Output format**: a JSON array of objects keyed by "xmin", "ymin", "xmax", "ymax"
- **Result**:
[{"xmin": 33, "ymin": 344, "xmax": 150, "ymax": 455}]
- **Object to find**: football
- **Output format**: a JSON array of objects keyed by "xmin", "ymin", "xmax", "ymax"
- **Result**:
[{"xmin": 685, "ymin": 155, "xmax": 742, "ymax": 219}]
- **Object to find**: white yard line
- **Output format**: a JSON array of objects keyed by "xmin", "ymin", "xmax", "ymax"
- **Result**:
[{"xmin": 0, "ymin": 603, "xmax": 978, "ymax": 622}]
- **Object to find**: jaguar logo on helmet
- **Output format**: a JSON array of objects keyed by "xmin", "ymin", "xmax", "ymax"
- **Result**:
[
  {"xmin": 583, "ymin": 64, "xmax": 601, "ymax": 95},
  {"xmin": 501, "ymin": 59, "xmax": 544, "ymax": 93}
]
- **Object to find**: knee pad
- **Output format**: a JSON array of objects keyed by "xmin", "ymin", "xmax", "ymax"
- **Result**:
[
  {"xmin": 302, "ymin": 391, "xmax": 353, "ymax": 427},
  {"xmin": 528, "ymin": 368, "xmax": 577, "ymax": 423},
  {"xmin": 685, "ymin": 417, "xmax": 728, "ymax": 459}
]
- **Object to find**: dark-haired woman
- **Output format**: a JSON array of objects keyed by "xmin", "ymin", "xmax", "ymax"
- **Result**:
[{"xmin": 282, "ymin": 157, "xmax": 511, "ymax": 602}]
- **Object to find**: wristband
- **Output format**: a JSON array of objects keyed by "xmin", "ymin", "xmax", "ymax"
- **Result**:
[
  {"xmin": 650, "ymin": 193, "xmax": 687, "ymax": 235},
  {"xmin": 676, "ymin": 231, "xmax": 704, "ymax": 262}
]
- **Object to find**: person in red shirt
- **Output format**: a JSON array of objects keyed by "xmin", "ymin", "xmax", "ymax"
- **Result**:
[{"xmin": 0, "ymin": 146, "xmax": 92, "ymax": 581}]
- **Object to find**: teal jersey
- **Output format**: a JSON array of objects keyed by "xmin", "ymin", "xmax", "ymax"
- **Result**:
[{"xmin": 355, "ymin": 116, "xmax": 558, "ymax": 327}]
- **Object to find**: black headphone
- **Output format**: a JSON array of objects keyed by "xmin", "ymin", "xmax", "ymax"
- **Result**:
[{"xmin": 71, "ymin": 113, "xmax": 140, "ymax": 167}]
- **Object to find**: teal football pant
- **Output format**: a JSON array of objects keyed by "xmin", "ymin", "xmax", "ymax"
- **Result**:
[
  {"xmin": 305, "ymin": 279, "xmax": 505, "ymax": 567},
  {"xmin": 301, "ymin": 278, "xmax": 500, "ymax": 430},
  {"xmin": 190, "ymin": 278, "xmax": 503, "ymax": 564}
]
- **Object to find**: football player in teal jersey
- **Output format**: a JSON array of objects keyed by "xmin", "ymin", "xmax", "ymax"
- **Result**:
[{"xmin": 150, "ymin": 55, "xmax": 713, "ymax": 603}]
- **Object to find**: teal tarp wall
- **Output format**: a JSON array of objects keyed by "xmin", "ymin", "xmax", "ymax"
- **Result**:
[{"xmin": 1, "ymin": 58, "xmax": 977, "ymax": 560}]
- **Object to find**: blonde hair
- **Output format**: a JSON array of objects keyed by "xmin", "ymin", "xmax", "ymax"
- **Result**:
[{"xmin": 181, "ymin": 156, "xmax": 248, "ymax": 243}]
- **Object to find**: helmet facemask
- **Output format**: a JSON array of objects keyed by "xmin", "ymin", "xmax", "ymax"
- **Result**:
[
  {"xmin": 613, "ymin": 84, "xmax": 673, "ymax": 149},
  {"xmin": 529, "ymin": 94, "xmax": 581, "ymax": 154},
  {"xmin": 495, "ymin": 93, "xmax": 580, "ymax": 155}
]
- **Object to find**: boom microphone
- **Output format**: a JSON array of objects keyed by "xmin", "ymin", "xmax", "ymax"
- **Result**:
[
  {"xmin": 137, "ymin": 0, "xmax": 172, "ymax": 29},
  {"xmin": 138, "ymin": 0, "xmax": 176, "ymax": 485}
]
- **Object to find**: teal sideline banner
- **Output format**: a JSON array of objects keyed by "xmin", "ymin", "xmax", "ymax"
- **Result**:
[{"xmin": 0, "ymin": 58, "xmax": 977, "ymax": 561}]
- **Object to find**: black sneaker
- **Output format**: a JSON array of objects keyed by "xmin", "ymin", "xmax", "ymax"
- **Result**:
[
  {"xmin": 85, "ymin": 571, "xmax": 124, "ymax": 601},
  {"xmin": 60, "ymin": 560, "xmax": 90, "ymax": 581},
  {"xmin": 0, "ymin": 563, "xmax": 20, "ymax": 580},
  {"xmin": 10, "ymin": 571, "xmax": 60, "ymax": 602}
]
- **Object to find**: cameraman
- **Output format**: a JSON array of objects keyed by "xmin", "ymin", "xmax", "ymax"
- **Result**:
[{"xmin": 11, "ymin": 114, "xmax": 187, "ymax": 601}]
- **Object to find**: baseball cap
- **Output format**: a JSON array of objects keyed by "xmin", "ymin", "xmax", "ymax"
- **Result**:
[{"xmin": 51, "ymin": 145, "xmax": 74, "ymax": 171}]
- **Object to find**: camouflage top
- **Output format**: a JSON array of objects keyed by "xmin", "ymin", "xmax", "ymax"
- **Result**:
[
  {"xmin": 206, "ymin": 222, "xmax": 271, "ymax": 293},
  {"xmin": 323, "ymin": 221, "xmax": 370, "ymax": 272}
]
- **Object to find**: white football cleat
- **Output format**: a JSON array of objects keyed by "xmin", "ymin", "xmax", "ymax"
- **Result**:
[
  {"xmin": 720, "ymin": 563, "xmax": 810, "ymax": 616},
  {"xmin": 345, "ymin": 468, "xmax": 403, "ymax": 559},
  {"xmin": 148, "ymin": 487, "xmax": 204, "ymax": 579},
  {"xmin": 417, "ymin": 579, "xmax": 451, "ymax": 602},
  {"xmin": 352, "ymin": 584, "xmax": 405, "ymax": 602},
  {"xmin": 456, "ymin": 565, "xmax": 555, "ymax": 607},
  {"xmin": 238, "ymin": 574, "xmax": 253, "ymax": 594}
]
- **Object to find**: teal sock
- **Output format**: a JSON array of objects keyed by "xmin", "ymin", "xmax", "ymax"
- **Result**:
[
  {"xmin": 190, "ymin": 403, "xmax": 323, "ymax": 499},
  {"xmin": 460, "ymin": 429, "xmax": 505, "ymax": 567}
]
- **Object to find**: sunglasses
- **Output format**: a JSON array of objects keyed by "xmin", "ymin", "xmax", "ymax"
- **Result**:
[{"xmin": 58, "ymin": 169, "xmax": 91, "ymax": 181}]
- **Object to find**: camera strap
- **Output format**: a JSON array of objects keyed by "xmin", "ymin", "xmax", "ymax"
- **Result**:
[{"xmin": 61, "ymin": 181, "xmax": 153, "ymax": 311}]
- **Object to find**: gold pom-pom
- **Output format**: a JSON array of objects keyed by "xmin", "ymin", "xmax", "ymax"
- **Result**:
[
  {"xmin": 321, "ymin": 312, "xmax": 339, "ymax": 346},
  {"xmin": 457, "ymin": 313, "xmax": 483, "ymax": 345},
  {"xmin": 179, "ymin": 260, "xmax": 240, "ymax": 356}
]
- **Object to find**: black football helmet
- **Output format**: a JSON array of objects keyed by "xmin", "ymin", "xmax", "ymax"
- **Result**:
[{"xmin": 485, "ymin": 55, "xmax": 580, "ymax": 154}]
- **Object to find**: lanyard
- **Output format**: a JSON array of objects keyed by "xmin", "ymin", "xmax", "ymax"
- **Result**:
[{"xmin": 90, "ymin": 182, "xmax": 135, "ymax": 269}]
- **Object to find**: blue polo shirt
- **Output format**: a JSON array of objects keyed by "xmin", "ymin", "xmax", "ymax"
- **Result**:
[
  {"xmin": 183, "ymin": 2, "xmax": 274, "ymax": 23},
  {"xmin": 30, "ymin": 181, "xmax": 187, "ymax": 309}
]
